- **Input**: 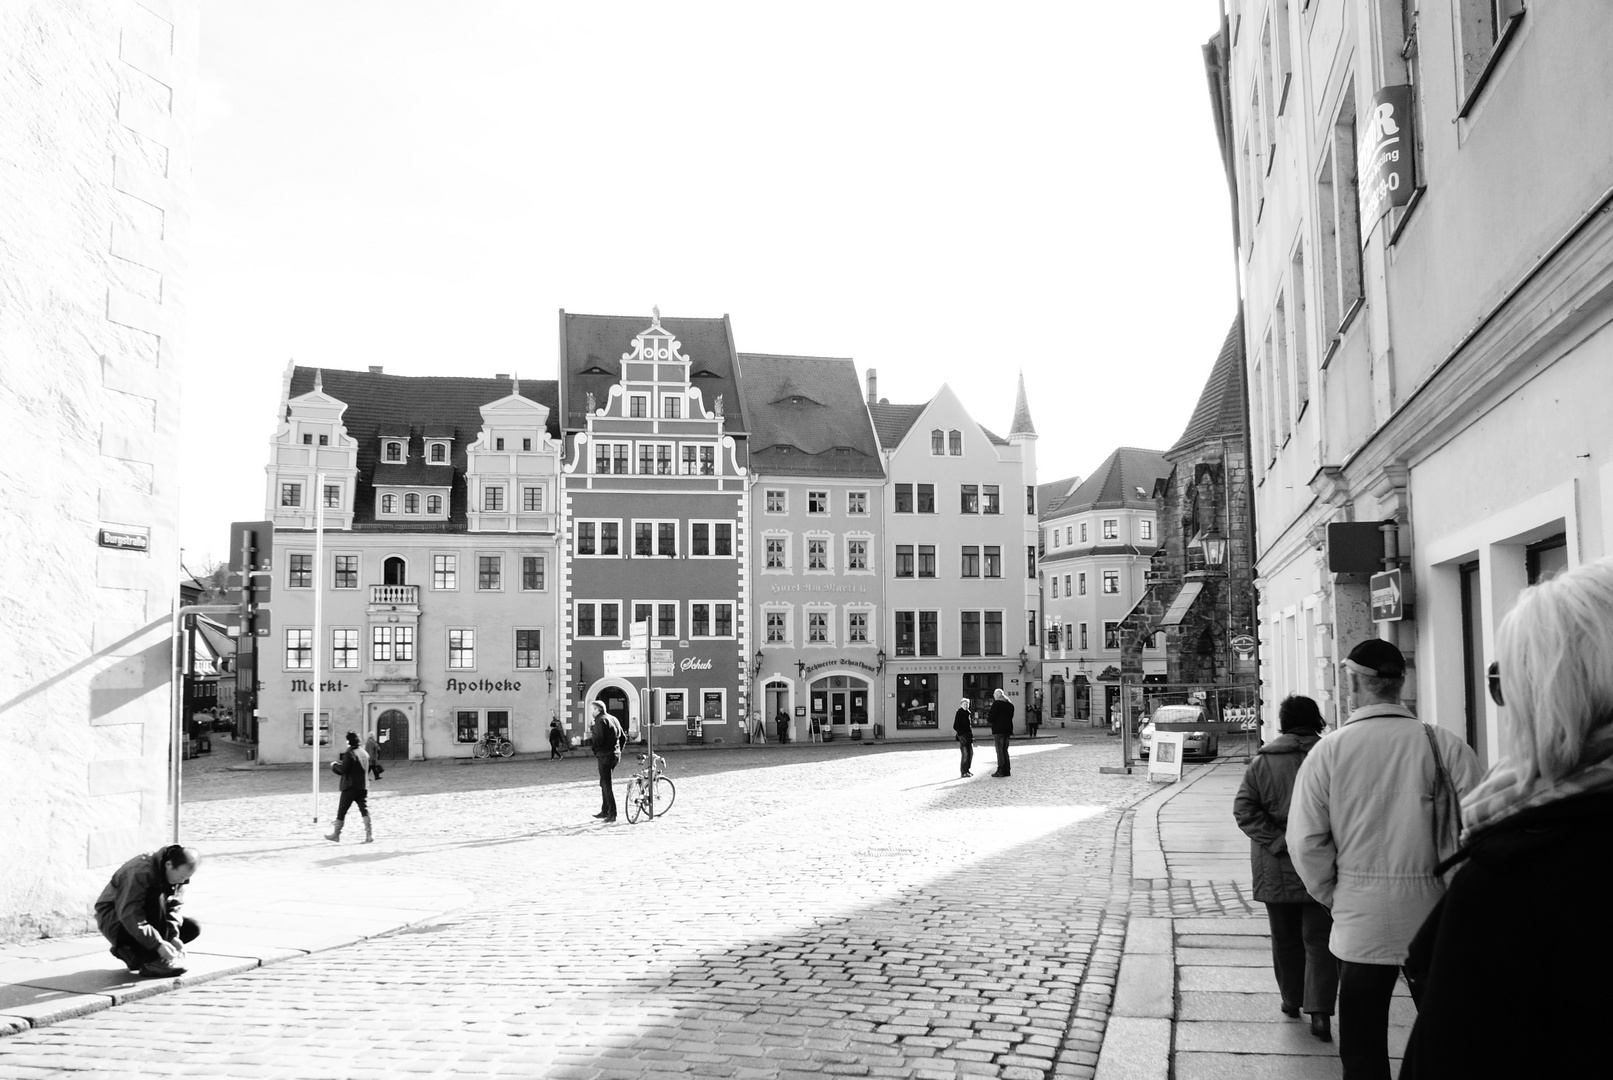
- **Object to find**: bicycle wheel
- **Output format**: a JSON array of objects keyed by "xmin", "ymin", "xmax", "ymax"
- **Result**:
[
  {"xmin": 472, "ymin": 740, "xmax": 489, "ymax": 759},
  {"xmin": 624, "ymin": 777, "xmax": 646, "ymax": 824},
  {"xmin": 496, "ymin": 738, "xmax": 514, "ymax": 758},
  {"xmin": 650, "ymin": 776, "xmax": 675, "ymax": 816}
]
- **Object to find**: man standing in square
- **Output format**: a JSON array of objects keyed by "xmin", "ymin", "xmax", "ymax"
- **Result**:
[
  {"xmin": 1287, "ymin": 639, "xmax": 1481, "ymax": 1080},
  {"xmin": 988, "ymin": 688, "xmax": 1015, "ymax": 777}
]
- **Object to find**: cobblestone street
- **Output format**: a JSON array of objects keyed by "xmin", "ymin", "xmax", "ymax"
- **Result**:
[{"xmin": 0, "ymin": 731, "xmax": 1155, "ymax": 1079}]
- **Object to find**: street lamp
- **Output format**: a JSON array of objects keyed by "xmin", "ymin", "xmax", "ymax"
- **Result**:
[
  {"xmin": 752, "ymin": 650, "xmax": 764, "ymax": 678},
  {"xmin": 796, "ymin": 659, "xmax": 807, "ymax": 679},
  {"xmin": 1201, "ymin": 526, "xmax": 1228, "ymax": 571},
  {"xmin": 876, "ymin": 648, "xmax": 886, "ymax": 674},
  {"xmin": 544, "ymin": 665, "xmax": 555, "ymax": 692},
  {"xmin": 1017, "ymin": 648, "xmax": 1029, "ymax": 673}
]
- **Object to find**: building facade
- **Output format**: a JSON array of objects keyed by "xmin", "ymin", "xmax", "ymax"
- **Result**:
[
  {"xmin": 1, "ymin": 0, "xmax": 197, "ymax": 941},
  {"xmin": 741, "ymin": 354, "xmax": 886, "ymax": 741},
  {"xmin": 558, "ymin": 311, "xmax": 751, "ymax": 745},
  {"xmin": 257, "ymin": 366, "xmax": 564, "ymax": 763},
  {"xmin": 1211, "ymin": 0, "xmax": 1613, "ymax": 752},
  {"xmin": 1036, "ymin": 448, "xmax": 1172, "ymax": 727},
  {"xmin": 869, "ymin": 373, "xmax": 1039, "ymax": 735}
]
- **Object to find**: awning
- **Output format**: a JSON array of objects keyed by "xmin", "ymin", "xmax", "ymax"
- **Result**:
[{"xmin": 1159, "ymin": 581, "xmax": 1206, "ymax": 627}]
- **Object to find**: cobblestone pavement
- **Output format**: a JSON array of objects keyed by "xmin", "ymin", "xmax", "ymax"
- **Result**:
[{"xmin": 1, "ymin": 730, "xmax": 1154, "ymax": 1079}]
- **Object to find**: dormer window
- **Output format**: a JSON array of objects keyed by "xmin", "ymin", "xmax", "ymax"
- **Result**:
[
  {"xmin": 319, "ymin": 434, "xmax": 328, "ymax": 446},
  {"xmin": 427, "ymin": 494, "xmax": 443, "ymax": 514},
  {"xmin": 428, "ymin": 442, "xmax": 447, "ymax": 463},
  {"xmin": 931, "ymin": 429, "xmax": 944, "ymax": 455},
  {"xmin": 381, "ymin": 494, "xmax": 397, "ymax": 513},
  {"xmin": 303, "ymin": 433, "xmax": 313, "ymax": 445},
  {"xmin": 384, "ymin": 441, "xmax": 404, "ymax": 462},
  {"xmin": 404, "ymin": 493, "xmax": 420, "ymax": 513}
]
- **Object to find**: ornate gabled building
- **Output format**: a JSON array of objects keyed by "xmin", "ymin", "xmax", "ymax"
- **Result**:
[
  {"xmin": 257, "ymin": 365, "xmax": 564, "ymax": 763},
  {"xmin": 867, "ymin": 372, "xmax": 1039, "ymax": 734},
  {"xmin": 740, "ymin": 353, "xmax": 885, "ymax": 741},
  {"xmin": 1117, "ymin": 317, "xmax": 1257, "ymax": 711},
  {"xmin": 557, "ymin": 310, "xmax": 751, "ymax": 744}
]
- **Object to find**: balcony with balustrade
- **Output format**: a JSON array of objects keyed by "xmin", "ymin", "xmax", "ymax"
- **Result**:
[{"xmin": 370, "ymin": 584, "xmax": 420, "ymax": 608}]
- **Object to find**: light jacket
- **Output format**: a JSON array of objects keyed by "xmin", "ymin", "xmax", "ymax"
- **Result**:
[
  {"xmin": 1286, "ymin": 703, "xmax": 1482, "ymax": 964},
  {"xmin": 1232, "ymin": 730, "xmax": 1321, "ymax": 904},
  {"xmin": 94, "ymin": 850, "xmax": 184, "ymax": 951}
]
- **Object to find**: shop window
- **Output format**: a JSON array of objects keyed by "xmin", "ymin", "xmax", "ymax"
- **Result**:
[
  {"xmin": 896, "ymin": 673, "xmax": 938, "ymax": 729},
  {"xmin": 457, "ymin": 710, "xmax": 479, "ymax": 743}
]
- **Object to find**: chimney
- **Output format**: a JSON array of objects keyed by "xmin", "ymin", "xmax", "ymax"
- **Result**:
[
  {"xmin": 866, "ymin": 368, "xmax": 878, "ymax": 404},
  {"xmin": 368, "ymin": 366, "xmax": 383, "ymax": 374}
]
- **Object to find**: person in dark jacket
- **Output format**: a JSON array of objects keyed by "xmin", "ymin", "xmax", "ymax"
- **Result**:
[
  {"xmin": 988, "ymin": 689, "xmax": 1015, "ymax": 777},
  {"xmin": 1234, "ymin": 695, "xmax": 1336, "ymax": 1041},
  {"xmin": 325, "ymin": 731, "xmax": 373, "ymax": 843},
  {"xmin": 364, "ymin": 732, "xmax": 384, "ymax": 781},
  {"xmin": 1399, "ymin": 556, "xmax": 1613, "ymax": 1079},
  {"xmin": 953, "ymin": 697, "xmax": 974, "ymax": 777},
  {"xmin": 548, "ymin": 719, "xmax": 566, "ymax": 759},
  {"xmin": 590, "ymin": 701, "xmax": 622, "ymax": 822},
  {"xmin": 95, "ymin": 844, "xmax": 201, "ymax": 977}
]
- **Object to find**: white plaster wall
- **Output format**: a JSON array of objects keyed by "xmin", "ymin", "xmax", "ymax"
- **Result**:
[{"xmin": 0, "ymin": 0, "xmax": 196, "ymax": 942}]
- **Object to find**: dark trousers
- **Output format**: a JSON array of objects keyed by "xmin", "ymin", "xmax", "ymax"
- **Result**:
[
  {"xmin": 1338, "ymin": 961, "xmax": 1419, "ymax": 1080},
  {"xmin": 993, "ymin": 734, "xmax": 1011, "ymax": 775},
  {"xmin": 596, "ymin": 754, "xmax": 617, "ymax": 817},
  {"xmin": 1265, "ymin": 901, "xmax": 1338, "ymax": 1015},
  {"xmin": 336, "ymin": 788, "xmax": 369, "ymax": 821},
  {"xmin": 957, "ymin": 738, "xmax": 973, "ymax": 775},
  {"xmin": 103, "ymin": 889, "xmax": 201, "ymax": 968}
]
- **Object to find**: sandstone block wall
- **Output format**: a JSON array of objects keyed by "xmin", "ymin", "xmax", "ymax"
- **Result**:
[{"xmin": 0, "ymin": 0, "xmax": 195, "ymax": 942}]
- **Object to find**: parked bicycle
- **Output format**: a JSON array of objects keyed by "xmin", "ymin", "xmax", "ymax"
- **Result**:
[
  {"xmin": 624, "ymin": 752, "xmax": 676, "ymax": 823},
  {"xmin": 472, "ymin": 730, "xmax": 515, "ymax": 759}
]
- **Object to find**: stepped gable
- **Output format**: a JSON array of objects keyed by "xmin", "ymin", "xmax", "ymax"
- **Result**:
[
  {"xmin": 1170, "ymin": 314, "xmax": 1246, "ymax": 454},
  {"xmin": 560, "ymin": 312, "xmax": 746, "ymax": 434},
  {"xmin": 739, "ymin": 354, "xmax": 884, "ymax": 478},
  {"xmin": 287, "ymin": 366, "xmax": 559, "ymax": 526}
]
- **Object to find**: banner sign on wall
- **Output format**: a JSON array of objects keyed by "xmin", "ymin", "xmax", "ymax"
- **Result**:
[{"xmin": 1358, "ymin": 84, "xmax": 1417, "ymax": 235}]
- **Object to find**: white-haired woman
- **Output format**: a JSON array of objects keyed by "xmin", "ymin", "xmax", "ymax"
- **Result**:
[
  {"xmin": 953, "ymin": 697, "xmax": 974, "ymax": 777},
  {"xmin": 1400, "ymin": 556, "xmax": 1613, "ymax": 1078}
]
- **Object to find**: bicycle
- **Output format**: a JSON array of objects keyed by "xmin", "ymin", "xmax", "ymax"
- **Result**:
[
  {"xmin": 472, "ymin": 731, "xmax": 515, "ymax": 759},
  {"xmin": 624, "ymin": 752, "xmax": 676, "ymax": 823}
]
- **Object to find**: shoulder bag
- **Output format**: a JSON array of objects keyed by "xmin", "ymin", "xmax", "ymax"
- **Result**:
[{"xmin": 1422, "ymin": 724, "xmax": 1463, "ymax": 867}]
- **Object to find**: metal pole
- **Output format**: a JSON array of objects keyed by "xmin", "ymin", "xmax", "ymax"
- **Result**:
[
  {"xmin": 644, "ymin": 621, "xmax": 655, "ymax": 820},
  {"xmin": 312, "ymin": 472, "xmax": 325, "ymax": 822},
  {"xmin": 170, "ymin": 605, "xmax": 185, "ymax": 845}
]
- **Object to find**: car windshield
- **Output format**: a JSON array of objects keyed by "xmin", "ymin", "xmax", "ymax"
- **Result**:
[{"xmin": 1152, "ymin": 706, "xmax": 1203, "ymax": 724}]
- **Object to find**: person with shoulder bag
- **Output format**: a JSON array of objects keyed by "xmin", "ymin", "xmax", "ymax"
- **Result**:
[
  {"xmin": 1399, "ymin": 557, "xmax": 1613, "ymax": 1079},
  {"xmin": 1233, "ymin": 695, "xmax": 1337, "ymax": 1041},
  {"xmin": 324, "ymin": 731, "xmax": 375, "ymax": 843},
  {"xmin": 589, "ymin": 702, "xmax": 621, "ymax": 822}
]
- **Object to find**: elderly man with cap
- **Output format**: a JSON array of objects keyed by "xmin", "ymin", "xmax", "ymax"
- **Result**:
[{"xmin": 1287, "ymin": 639, "xmax": 1481, "ymax": 1080}]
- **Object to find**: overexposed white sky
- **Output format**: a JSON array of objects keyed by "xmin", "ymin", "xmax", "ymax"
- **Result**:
[{"xmin": 182, "ymin": 0, "xmax": 1237, "ymax": 567}]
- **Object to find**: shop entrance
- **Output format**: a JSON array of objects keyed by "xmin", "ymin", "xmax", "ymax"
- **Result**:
[
  {"xmin": 596, "ymin": 685, "xmax": 633, "ymax": 741},
  {"xmin": 375, "ymin": 709, "xmax": 409, "ymax": 759},
  {"xmin": 764, "ymin": 681, "xmax": 791, "ymax": 740},
  {"xmin": 809, "ymin": 675, "xmax": 869, "ymax": 737}
]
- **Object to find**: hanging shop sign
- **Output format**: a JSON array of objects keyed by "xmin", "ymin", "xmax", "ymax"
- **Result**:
[{"xmin": 1358, "ymin": 84, "xmax": 1417, "ymax": 236}]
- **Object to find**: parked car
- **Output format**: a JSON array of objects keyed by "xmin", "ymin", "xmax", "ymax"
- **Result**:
[{"xmin": 1137, "ymin": 704, "xmax": 1220, "ymax": 761}]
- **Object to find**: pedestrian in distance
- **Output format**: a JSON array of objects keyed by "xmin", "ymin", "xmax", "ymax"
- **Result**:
[
  {"xmin": 1027, "ymin": 701, "xmax": 1041, "ymax": 739},
  {"xmin": 953, "ymin": 697, "xmax": 974, "ymax": 777},
  {"xmin": 988, "ymin": 688, "xmax": 1015, "ymax": 777},
  {"xmin": 548, "ymin": 718, "xmax": 566, "ymax": 759},
  {"xmin": 590, "ymin": 701, "xmax": 622, "ymax": 822},
  {"xmin": 1233, "ymin": 694, "xmax": 1338, "ymax": 1041},
  {"xmin": 364, "ymin": 731, "xmax": 384, "ymax": 782},
  {"xmin": 96, "ymin": 844, "xmax": 202, "ymax": 978},
  {"xmin": 1287, "ymin": 638, "xmax": 1481, "ymax": 1080},
  {"xmin": 1399, "ymin": 557, "xmax": 1613, "ymax": 1080},
  {"xmin": 324, "ymin": 731, "xmax": 375, "ymax": 843},
  {"xmin": 751, "ymin": 709, "xmax": 767, "ymax": 743},
  {"xmin": 775, "ymin": 708, "xmax": 790, "ymax": 744}
]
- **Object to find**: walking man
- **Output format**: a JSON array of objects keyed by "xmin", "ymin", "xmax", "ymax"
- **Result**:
[
  {"xmin": 96, "ymin": 844, "xmax": 202, "ymax": 977},
  {"xmin": 364, "ymin": 731, "xmax": 384, "ymax": 782},
  {"xmin": 953, "ymin": 697, "xmax": 975, "ymax": 777},
  {"xmin": 590, "ymin": 701, "xmax": 622, "ymax": 822},
  {"xmin": 988, "ymin": 688, "xmax": 1015, "ymax": 777},
  {"xmin": 325, "ymin": 730, "xmax": 374, "ymax": 843},
  {"xmin": 548, "ymin": 719, "xmax": 566, "ymax": 759},
  {"xmin": 1288, "ymin": 639, "xmax": 1481, "ymax": 1080},
  {"xmin": 775, "ymin": 708, "xmax": 790, "ymax": 744}
]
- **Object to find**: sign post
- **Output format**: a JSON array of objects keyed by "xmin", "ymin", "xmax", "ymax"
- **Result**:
[
  {"xmin": 312, "ymin": 472, "xmax": 325, "ymax": 823},
  {"xmin": 1370, "ymin": 568, "xmax": 1405, "ymax": 622}
]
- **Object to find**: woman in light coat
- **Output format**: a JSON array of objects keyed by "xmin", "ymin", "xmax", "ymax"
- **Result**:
[
  {"xmin": 1399, "ymin": 557, "xmax": 1613, "ymax": 1078},
  {"xmin": 1233, "ymin": 695, "xmax": 1336, "ymax": 1041}
]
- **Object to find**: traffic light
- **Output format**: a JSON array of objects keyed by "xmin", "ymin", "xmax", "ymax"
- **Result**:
[{"xmin": 226, "ymin": 521, "xmax": 273, "ymax": 638}]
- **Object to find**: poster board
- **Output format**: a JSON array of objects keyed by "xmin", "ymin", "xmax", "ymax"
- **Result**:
[{"xmin": 1148, "ymin": 731, "xmax": 1186, "ymax": 784}]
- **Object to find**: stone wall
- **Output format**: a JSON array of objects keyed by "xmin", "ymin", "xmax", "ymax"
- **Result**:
[{"xmin": 0, "ymin": 0, "xmax": 195, "ymax": 942}]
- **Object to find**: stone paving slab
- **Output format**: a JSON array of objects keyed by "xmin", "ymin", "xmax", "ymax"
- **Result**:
[
  {"xmin": 1176, "ymin": 1051, "xmax": 1344, "ymax": 1079},
  {"xmin": 1176, "ymin": 1020, "xmax": 1337, "ymax": 1055},
  {"xmin": 1093, "ymin": 1016, "xmax": 1169, "ymax": 1080},
  {"xmin": 1177, "ymin": 964, "xmax": 1275, "ymax": 993},
  {"xmin": 1174, "ymin": 917, "xmax": 1268, "ymax": 936},
  {"xmin": 1178, "ymin": 992, "xmax": 1295, "ymax": 1023},
  {"xmin": 1177, "ymin": 933, "xmax": 1267, "ymax": 949},
  {"xmin": 1111, "ymin": 954, "xmax": 1173, "ymax": 1018},
  {"xmin": 1174, "ymin": 946, "xmax": 1270, "ymax": 967}
]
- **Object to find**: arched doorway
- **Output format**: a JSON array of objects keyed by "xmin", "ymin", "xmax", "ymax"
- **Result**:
[
  {"xmin": 375, "ymin": 709, "xmax": 408, "ymax": 759},
  {"xmin": 596, "ymin": 685, "xmax": 633, "ymax": 741},
  {"xmin": 763, "ymin": 679, "xmax": 792, "ymax": 741},
  {"xmin": 809, "ymin": 673, "xmax": 870, "ymax": 739},
  {"xmin": 383, "ymin": 556, "xmax": 407, "ymax": 586}
]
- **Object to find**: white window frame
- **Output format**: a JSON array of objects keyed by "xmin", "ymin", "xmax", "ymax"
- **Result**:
[
  {"xmin": 631, "ymin": 600, "xmax": 678, "ymax": 642},
  {"xmin": 1102, "ymin": 518, "xmax": 1118, "ymax": 540},
  {"xmin": 764, "ymin": 489, "xmax": 787, "ymax": 514},
  {"xmin": 762, "ymin": 529, "xmax": 792, "ymax": 573},
  {"xmin": 632, "ymin": 518, "xmax": 679, "ymax": 558},
  {"xmin": 426, "ymin": 494, "xmax": 444, "ymax": 515},
  {"xmin": 286, "ymin": 551, "xmax": 313, "ymax": 589},
  {"xmin": 371, "ymin": 624, "xmax": 414, "ymax": 663},
  {"xmin": 284, "ymin": 628, "xmax": 312, "ymax": 670},
  {"xmin": 379, "ymin": 493, "xmax": 397, "ymax": 515},
  {"xmin": 762, "ymin": 604, "xmax": 793, "ymax": 646},
  {"xmin": 521, "ymin": 486, "xmax": 545, "ymax": 513},
  {"xmin": 629, "ymin": 394, "xmax": 648, "ymax": 418},
  {"xmin": 1051, "ymin": 578, "xmax": 1059, "ymax": 599},
  {"xmin": 447, "ymin": 627, "xmax": 477, "ymax": 670},
  {"xmin": 404, "ymin": 492, "xmax": 420, "ymax": 514},
  {"xmin": 332, "ymin": 552, "xmax": 360, "ymax": 590},
  {"xmin": 1078, "ymin": 572, "xmax": 1087, "ymax": 595},
  {"xmin": 661, "ymin": 394, "xmax": 682, "ymax": 419},
  {"xmin": 847, "ymin": 490, "xmax": 868, "ymax": 515},
  {"xmin": 520, "ymin": 554, "xmax": 546, "ymax": 592},
  {"xmin": 845, "ymin": 604, "xmax": 875, "ymax": 647},
  {"xmin": 947, "ymin": 429, "xmax": 963, "ymax": 455},
  {"xmin": 322, "ymin": 484, "xmax": 341, "ymax": 510},
  {"xmin": 1140, "ymin": 518, "xmax": 1154, "ymax": 540},
  {"xmin": 331, "ymin": 628, "xmax": 359, "ymax": 670},
  {"xmin": 656, "ymin": 687, "xmax": 687, "ymax": 727},
  {"xmin": 804, "ymin": 604, "xmax": 834, "ymax": 647},
  {"xmin": 1077, "ymin": 523, "xmax": 1085, "ymax": 544},
  {"xmin": 804, "ymin": 531, "xmax": 833, "ymax": 574},
  {"xmin": 573, "ymin": 519, "xmax": 623, "ymax": 559},
  {"xmin": 689, "ymin": 600, "xmax": 735, "ymax": 639},
  {"xmin": 573, "ymin": 600, "xmax": 623, "ymax": 640},
  {"xmin": 807, "ymin": 490, "xmax": 830, "ymax": 515},
  {"xmin": 476, "ymin": 553, "xmax": 503, "ymax": 591},
  {"xmin": 679, "ymin": 442, "xmax": 717, "ymax": 476},
  {"xmin": 513, "ymin": 627, "xmax": 543, "ymax": 669},
  {"xmin": 845, "ymin": 533, "xmax": 873, "ymax": 574},
  {"xmin": 930, "ymin": 428, "xmax": 945, "ymax": 455},
  {"xmin": 383, "ymin": 440, "xmax": 405, "ymax": 463},
  {"xmin": 483, "ymin": 485, "xmax": 505, "ymax": 512},
  {"xmin": 1103, "ymin": 569, "xmax": 1120, "ymax": 595},
  {"xmin": 426, "ymin": 440, "xmax": 450, "ymax": 464},
  {"xmin": 688, "ymin": 520, "xmax": 735, "ymax": 559},
  {"xmin": 697, "ymin": 687, "xmax": 727, "ymax": 725},
  {"xmin": 432, "ymin": 552, "xmax": 458, "ymax": 591}
]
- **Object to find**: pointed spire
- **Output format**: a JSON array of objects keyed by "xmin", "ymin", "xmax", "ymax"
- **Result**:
[
  {"xmin": 512, "ymin": 371, "xmax": 520, "ymax": 396},
  {"xmin": 1009, "ymin": 370, "xmax": 1036, "ymax": 437},
  {"xmin": 312, "ymin": 366, "xmax": 322, "ymax": 394}
]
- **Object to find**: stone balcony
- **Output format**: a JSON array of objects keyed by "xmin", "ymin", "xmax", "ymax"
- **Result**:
[{"xmin": 370, "ymin": 585, "xmax": 419, "ymax": 606}]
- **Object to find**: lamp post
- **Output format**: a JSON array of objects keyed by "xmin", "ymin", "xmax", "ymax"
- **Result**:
[{"xmin": 752, "ymin": 650, "xmax": 764, "ymax": 678}]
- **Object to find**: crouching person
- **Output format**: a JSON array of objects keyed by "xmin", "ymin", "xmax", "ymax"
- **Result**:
[{"xmin": 96, "ymin": 844, "xmax": 201, "ymax": 977}]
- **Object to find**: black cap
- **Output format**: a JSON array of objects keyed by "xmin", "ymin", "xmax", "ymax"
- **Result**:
[{"xmin": 1345, "ymin": 639, "xmax": 1405, "ymax": 679}]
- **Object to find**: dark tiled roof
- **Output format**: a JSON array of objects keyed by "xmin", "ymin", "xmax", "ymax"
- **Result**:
[
  {"xmin": 868, "ymin": 402, "xmax": 927, "ymax": 450},
  {"xmin": 977, "ymin": 424, "xmax": 1010, "ymax": 447},
  {"xmin": 1056, "ymin": 447, "xmax": 1172, "ymax": 513},
  {"xmin": 737, "ymin": 354, "xmax": 884, "ymax": 478},
  {"xmin": 372, "ymin": 462, "xmax": 452, "ymax": 487},
  {"xmin": 287, "ymin": 366, "xmax": 559, "ymax": 527},
  {"xmin": 559, "ymin": 312, "xmax": 749, "ymax": 435},
  {"xmin": 1010, "ymin": 372, "xmax": 1036, "ymax": 436},
  {"xmin": 1037, "ymin": 474, "xmax": 1083, "ymax": 517},
  {"xmin": 1040, "ymin": 543, "xmax": 1158, "ymax": 563},
  {"xmin": 1170, "ymin": 314, "xmax": 1247, "ymax": 454}
]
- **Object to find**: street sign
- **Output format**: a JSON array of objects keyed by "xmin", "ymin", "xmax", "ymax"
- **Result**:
[
  {"xmin": 602, "ymin": 649, "xmax": 674, "ymax": 677},
  {"xmin": 1229, "ymin": 634, "xmax": 1257, "ymax": 657},
  {"xmin": 1370, "ymin": 568, "xmax": 1405, "ymax": 621},
  {"xmin": 629, "ymin": 621, "xmax": 650, "ymax": 648}
]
